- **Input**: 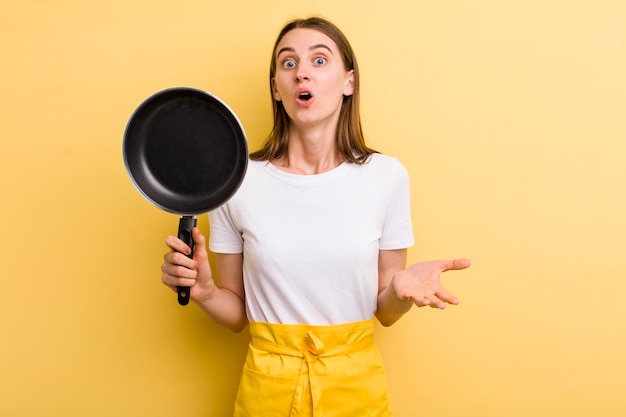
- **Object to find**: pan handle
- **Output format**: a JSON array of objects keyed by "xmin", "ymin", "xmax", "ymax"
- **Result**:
[{"xmin": 177, "ymin": 215, "xmax": 197, "ymax": 306}]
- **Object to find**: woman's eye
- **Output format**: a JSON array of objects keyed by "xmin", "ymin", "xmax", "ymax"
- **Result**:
[
  {"xmin": 314, "ymin": 57, "xmax": 327, "ymax": 65},
  {"xmin": 282, "ymin": 60, "xmax": 296, "ymax": 69}
]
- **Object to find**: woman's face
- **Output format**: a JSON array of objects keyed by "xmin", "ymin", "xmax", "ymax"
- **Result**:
[{"xmin": 272, "ymin": 28, "xmax": 354, "ymax": 129}]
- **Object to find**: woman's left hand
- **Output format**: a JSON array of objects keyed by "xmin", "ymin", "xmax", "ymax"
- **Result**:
[{"xmin": 391, "ymin": 259, "xmax": 471, "ymax": 309}]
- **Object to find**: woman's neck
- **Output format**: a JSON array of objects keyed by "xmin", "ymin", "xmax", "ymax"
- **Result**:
[{"xmin": 272, "ymin": 126, "xmax": 344, "ymax": 175}]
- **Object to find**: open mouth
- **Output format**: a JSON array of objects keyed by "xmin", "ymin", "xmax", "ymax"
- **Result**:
[{"xmin": 298, "ymin": 92, "xmax": 312, "ymax": 101}]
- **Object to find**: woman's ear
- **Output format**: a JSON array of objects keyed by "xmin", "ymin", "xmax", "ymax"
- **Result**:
[
  {"xmin": 271, "ymin": 78, "xmax": 282, "ymax": 101},
  {"xmin": 343, "ymin": 70, "xmax": 355, "ymax": 97}
]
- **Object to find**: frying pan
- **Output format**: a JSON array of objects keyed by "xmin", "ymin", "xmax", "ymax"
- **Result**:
[{"xmin": 123, "ymin": 87, "xmax": 248, "ymax": 305}]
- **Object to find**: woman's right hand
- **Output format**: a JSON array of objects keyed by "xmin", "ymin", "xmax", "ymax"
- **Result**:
[
  {"xmin": 161, "ymin": 227, "xmax": 215, "ymax": 303},
  {"xmin": 161, "ymin": 227, "xmax": 247, "ymax": 332}
]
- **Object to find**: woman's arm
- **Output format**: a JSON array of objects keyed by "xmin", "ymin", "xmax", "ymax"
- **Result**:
[
  {"xmin": 161, "ymin": 227, "xmax": 248, "ymax": 332},
  {"xmin": 376, "ymin": 249, "xmax": 471, "ymax": 327},
  {"xmin": 376, "ymin": 249, "xmax": 411, "ymax": 326}
]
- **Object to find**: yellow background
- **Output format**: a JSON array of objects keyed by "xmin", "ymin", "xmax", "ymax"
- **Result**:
[{"xmin": 2, "ymin": 1, "xmax": 625, "ymax": 416}]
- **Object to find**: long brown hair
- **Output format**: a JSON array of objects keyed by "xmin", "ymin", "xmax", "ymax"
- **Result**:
[{"xmin": 250, "ymin": 17, "xmax": 377, "ymax": 164}]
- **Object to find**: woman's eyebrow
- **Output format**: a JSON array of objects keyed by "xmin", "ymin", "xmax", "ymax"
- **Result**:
[
  {"xmin": 277, "ymin": 47, "xmax": 295, "ymax": 57},
  {"xmin": 310, "ymin": 44, "xmax": 333, "ymax": 54},
  {"xmin": 277, "ymin": 44, "xmax": 334, "ymax": 57}
]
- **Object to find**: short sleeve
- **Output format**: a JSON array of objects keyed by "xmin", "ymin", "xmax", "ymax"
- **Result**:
[
  {"xmin": 379, "ymin": 160, "xmax": 414, "ymax": 250},
  {"xmin": 208, "ymin": 203, "xmax": 244, "ymax": 254}
]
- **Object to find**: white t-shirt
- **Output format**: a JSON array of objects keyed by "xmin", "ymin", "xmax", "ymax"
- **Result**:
[{"xmin": 209, "ymin": 153, "xmax": 414, "ymax": 325}]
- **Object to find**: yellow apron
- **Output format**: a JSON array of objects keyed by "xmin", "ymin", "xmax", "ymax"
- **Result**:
[{"xmin": 233, "ymin": 319, "xmax": 393, "ymax": 417}]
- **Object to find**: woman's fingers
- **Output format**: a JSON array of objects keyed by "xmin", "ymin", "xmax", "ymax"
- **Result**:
[
  {"xmin": 191, "ymin": 227, "xmax": 208, "ymax": 257},
  {"xmin": 396, "ymin": 258, "xmax": 469, "ymax": 309},
  {"xmin": 161, "ymin": 259, "xmax": 196, "ymax": 279},
  {"xmin": 161, "ymin": 228, "xmax": 215, "ymax": 303},
  {"xmin": 411, "ymin": 289, "xmax": 458, "ymax": 309},
  {"xmin": 411, "ymin": 294, "xmax": 431, "ymax": 307},
  {"xmin": 415, "ymin": 294, "xmax": 447, "ymax": 309},
  {"xmin": 439, "ymin": 258, "xmax": 471, "ymax": 272},
  {"xmin": 165, "ymin": 235, "xmax": 192, "ymax": 256},
  {"xmin": 435, "ymin": 287, "xmax": 459, "ymax": 305},
  {"xmin": 163, "ymin": 249, "xmax": 195, "ymax": 268},
  {"xmin": 162, "ymin": 235, "xmax": 200, "ymax": 289}
]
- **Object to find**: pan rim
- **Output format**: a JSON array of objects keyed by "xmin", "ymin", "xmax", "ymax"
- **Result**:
[{"xmin": 122, "ymin": 86, "xmax": 248, "ymax": 215}]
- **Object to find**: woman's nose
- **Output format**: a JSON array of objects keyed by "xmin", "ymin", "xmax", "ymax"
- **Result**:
[{"xmin": 296, "ymin": 67, "xmax": 310, "ymax": 81}]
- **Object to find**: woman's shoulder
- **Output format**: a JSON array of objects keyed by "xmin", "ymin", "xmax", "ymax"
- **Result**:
[
  {"xmin": 242, "ymin": 158, "xmax": 274, "ymax": 176},
  {"xmin": 363, "ymin": 153, "xmax": 407, "ymax": 172},
  {"xmin": 246, "ymin": 157, "xmax": 269, "ymax": 167}
]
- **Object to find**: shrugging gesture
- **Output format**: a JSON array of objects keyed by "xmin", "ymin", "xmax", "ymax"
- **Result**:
[{"xmin": 377, "ymin": 256, "xmax": 471, "ymax": 326}]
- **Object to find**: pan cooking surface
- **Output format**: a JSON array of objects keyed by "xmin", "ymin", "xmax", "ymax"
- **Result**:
[{"xmin": 123, "ymin": 88, "xmax": 248, "ymax": 214}]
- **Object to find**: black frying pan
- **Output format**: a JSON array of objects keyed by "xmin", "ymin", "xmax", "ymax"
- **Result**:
[{"xmin": 123, "ymin": 87, "xmax": 248, "ymax": 305}]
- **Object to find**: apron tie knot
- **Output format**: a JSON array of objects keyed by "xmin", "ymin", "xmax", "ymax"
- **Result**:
[{"xmin": 305, "ymin": 330, "xmax": 325, "ymax": 357}]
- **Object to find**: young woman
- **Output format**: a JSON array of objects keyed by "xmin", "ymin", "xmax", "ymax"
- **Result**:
[{"xmin": 161, "ymin": 16, "xmax": 471, "ymax": 417}]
